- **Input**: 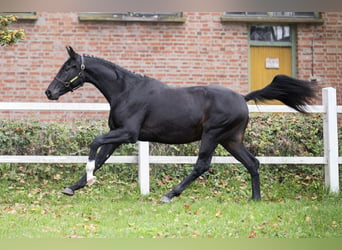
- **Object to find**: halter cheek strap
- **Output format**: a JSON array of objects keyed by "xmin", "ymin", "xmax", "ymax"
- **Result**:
[
  {"xmin": 81, "ymin": 54, "xmax": 85, "ymax": 70},
  {"xmin": 55, "ymin": 54, "xmax": 86, "ymax": 92}
]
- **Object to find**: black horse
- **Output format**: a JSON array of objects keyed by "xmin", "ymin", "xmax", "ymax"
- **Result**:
[{"xmin": 45, "ymin": 46, "xmax": 316, "ymax": 202}]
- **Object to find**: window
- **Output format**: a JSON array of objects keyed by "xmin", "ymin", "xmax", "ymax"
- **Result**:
[
  {"xmin": 250, "ymin": 25, "xmax": 291, "ymax": 42},
  {"xmin": 225, "ymin": 12, "xmax": 268, "ymax": 16},
  {"xmin": 221, "ymin": 12, "xmax": 323, "ymax": 24},
  {"xmin": 79, "ymin": 12, "xmax": 185, "ymax": 23},
  {"xmin": 272, "ymin": 12, "xmax": 318, "ymax": 17}
]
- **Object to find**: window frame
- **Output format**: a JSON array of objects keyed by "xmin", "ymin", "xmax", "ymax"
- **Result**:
[
  {"xmin": 0, "ymin": 12, "xmax": 37, "ymax": 21},
  {"xmin": 249, "ymin": 24, "xmax": 294, "ymax": 47},
  {"xmin": 79, "ymin": 12, "xmax": 186, "ymax": 23},
  {"xmin": 221, "ymin": 12, "xmax": 323, "ymax": 24}
]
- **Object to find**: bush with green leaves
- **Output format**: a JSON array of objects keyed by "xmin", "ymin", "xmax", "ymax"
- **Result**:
[
  {"xmin": 0, "ymin": 113, "xmax": 329, "ymax": 178},
  {"xmin": 0, "ymin": 113, "xmax": 327, "ymax": 160}
]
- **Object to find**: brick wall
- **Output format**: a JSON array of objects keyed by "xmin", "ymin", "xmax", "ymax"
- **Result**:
[
  {"xmin": 297, "ymin": 12, "xmax": 342, "ymax": 106},
  {"xmin": 0, "ymin": 12, "xmax": 341, "ymax": 121}
]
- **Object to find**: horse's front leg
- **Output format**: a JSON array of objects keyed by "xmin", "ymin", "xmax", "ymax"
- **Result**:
[
  {"xmin": 85, "ymin": 128, "xmax": 139, "ymax": 186},
  {"xmin": 86, "ymin": 160, "xmax": 97, "ymax": 186},
  {"xmin": 62, "ymin": 143, "xmax": 118, "ymax": 195}
]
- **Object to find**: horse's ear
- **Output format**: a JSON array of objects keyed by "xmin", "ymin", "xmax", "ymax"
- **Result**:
[{"xmin": 66, "ymin": 46, "xmax": 77, "ymax": 59}]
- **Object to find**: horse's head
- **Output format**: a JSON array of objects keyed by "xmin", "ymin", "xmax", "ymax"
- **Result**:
[{"xmin": 45, "ymin": 46, "xmax": 86, "ymax": 100}]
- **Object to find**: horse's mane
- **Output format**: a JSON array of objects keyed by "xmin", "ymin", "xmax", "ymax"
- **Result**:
[{"xmin": 83, "ymin": 54, "xmax": 146, "ymax": 79}]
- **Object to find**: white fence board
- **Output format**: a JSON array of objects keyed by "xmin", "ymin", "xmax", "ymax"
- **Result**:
[
  {"xmin": 0, "ymin": 155, "xmax": 137, "ymax": 164},
  {"xmin": 0, "ymin": 102, "xmax": 324, "ymax": 113},
  {"xmin": 0, "ymin": 102, "xmax": 110, "ymax": 111},
  {"xmin": 149, "ymin": 156, "xmax": 326, "ymax": 165},
  {"xmin": 0, "ymin": 155, "xmax": 327, "ymax": 165}
]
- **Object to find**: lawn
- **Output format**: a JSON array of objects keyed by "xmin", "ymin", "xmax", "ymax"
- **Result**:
[{"xmin": 0, "ymin": 163, "xmax": 341, "ymax": 239}]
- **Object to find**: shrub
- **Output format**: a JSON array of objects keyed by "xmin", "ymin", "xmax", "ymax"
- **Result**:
[
  {"xmin": 0, "ymin": 113, "xmax": 331, "ymax": 181},
  {"xmin": 245, "ymin": 113, "xmax": 324, "ymax": 157}
]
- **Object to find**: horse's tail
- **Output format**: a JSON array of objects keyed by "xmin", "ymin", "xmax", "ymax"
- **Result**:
[{"xmin": 244, "ymin": 74, "xmax": 317, "ymax": 113}]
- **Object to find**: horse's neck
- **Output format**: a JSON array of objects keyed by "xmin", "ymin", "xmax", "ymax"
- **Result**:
[{"xmin": 85, "ymin": 59, "xmax": 127, "ymax": 104}]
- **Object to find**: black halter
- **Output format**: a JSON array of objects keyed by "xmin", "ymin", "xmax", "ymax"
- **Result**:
[{"xmin": 54, "ymin": 54, "xmax": 86, "ymax": 92}]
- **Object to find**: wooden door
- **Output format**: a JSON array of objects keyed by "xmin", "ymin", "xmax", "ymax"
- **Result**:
[{"xmin": 250, "ymin": 46, "xmax": 292, "ymax": 104}]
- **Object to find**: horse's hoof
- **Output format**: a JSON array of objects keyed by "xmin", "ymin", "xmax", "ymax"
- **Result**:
[
  {"xmin": 87, "ymin": 176, "xmax": 97, "ymax": 186},
  {"xmin": 160, "ymin": 196, "xmax": 172, "ymax": 203},
  {"xmin": 248, "ymin": 197, "xmax": 261, "ymax": 202},
  {"xmin": 62, "ymin": 187, "xmax": 74, "ymax": 196}
]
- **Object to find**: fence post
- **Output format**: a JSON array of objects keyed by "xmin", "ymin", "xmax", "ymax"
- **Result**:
[
  {"xmin": 138, "ymin": 141, "xmax": 150, "ymax": 195},
  {"xmin": 322, "ymin": 87, "xmax": 339, "ymax": 193}
]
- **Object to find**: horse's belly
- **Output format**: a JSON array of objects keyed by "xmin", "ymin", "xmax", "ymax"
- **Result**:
[{"xmin": 138, "ymin": 123, "xmax": 202, "ymax": 144}]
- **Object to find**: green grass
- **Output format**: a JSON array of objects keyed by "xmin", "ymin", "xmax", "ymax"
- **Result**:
[{"xmin": 1, "ymin": 163, "xmax": 341, "ymax": 239}]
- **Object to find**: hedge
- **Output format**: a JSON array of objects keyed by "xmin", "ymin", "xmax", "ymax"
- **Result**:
[
  {"xmin": 0, "ymin": 113, "xmax": 328, "ymax": 157},
  {"xmin": 0, "ymin": 113, "xmax": 340, "ymax": 184}
]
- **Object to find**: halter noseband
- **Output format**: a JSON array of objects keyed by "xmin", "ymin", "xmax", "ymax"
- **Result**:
[{"xmin": 55, "ymin": 54, "xmax": 86, "ymax": 92}]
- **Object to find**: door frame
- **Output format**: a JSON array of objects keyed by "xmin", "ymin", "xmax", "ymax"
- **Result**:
[{"xmin": 248, "ymin": 24, "xmax": 297, "ymax": 91}]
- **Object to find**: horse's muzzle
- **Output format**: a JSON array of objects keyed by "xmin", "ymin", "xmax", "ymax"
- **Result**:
[{"xmin": 45, "ymin": 89, "xmax": 59, "ymax": 100}]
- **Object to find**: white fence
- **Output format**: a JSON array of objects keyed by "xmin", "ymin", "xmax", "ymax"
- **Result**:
[{"xmin": 0, "ymin": 87, "xmax": 341, "ymax": 195}]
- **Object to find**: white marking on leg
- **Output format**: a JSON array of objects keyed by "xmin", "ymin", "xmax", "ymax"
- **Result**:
[{"xmin": 86, "ymin": 160, "xmax": 96, "ymax": 186}]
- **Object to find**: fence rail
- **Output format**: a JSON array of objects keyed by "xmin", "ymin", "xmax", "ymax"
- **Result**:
[
  {"xmin": 0, "ymin": 87, "xmax": 341, "ymax": 195},
  {"xmin": 0, "ymin": 155, "xmax": 329, "ymax": 165}
]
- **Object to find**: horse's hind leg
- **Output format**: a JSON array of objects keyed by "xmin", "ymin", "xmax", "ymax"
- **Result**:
[
  {"xmin": 160, "ymin": 136, "xmax": 217, "ymax": 203},
  {"xmin": 62, "ymin": 143, "xmax": 118, "ymax": 196},
  {"xmin": 221, "ymin": 140, "xmax": 261, "ymax": 201}
]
